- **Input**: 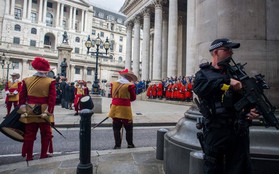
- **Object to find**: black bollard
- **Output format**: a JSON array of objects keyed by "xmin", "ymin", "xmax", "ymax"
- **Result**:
[
  {"xmin": 156, "ymin": 128, "xmax": 169, "ymax": 160},
  {"xmin": 77, "ymin": 108, "xmax": 94, "ymax": 174}
]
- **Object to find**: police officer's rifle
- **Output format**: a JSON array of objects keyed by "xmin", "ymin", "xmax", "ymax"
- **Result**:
[{"xmin": 218, "ymin": 57, "xmax": 279, "ymax": 129}]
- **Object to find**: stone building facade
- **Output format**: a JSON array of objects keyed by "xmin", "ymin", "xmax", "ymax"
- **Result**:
[
  {"xmin": 0, "ymin": 0, "xmax": 127, "ymax": 90},
  {"xmin": 120, "ymin": 0, "xmax": 279, "ymax": 106},
  {"xmin": 120, "ymin": 0, "xmax": 187, "ymax": 81}
]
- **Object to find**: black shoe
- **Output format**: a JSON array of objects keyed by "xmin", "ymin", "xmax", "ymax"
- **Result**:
[
  {"xmin": 113, "ymin": 146, "xmax": 121, "ymax": 149},
  {"xmin": 74, "ymin": 113, "xmax": 78, "ymax": 116},
  {"xmin": 127, "ymin": 144, "xmax": 135, "ymax": 148}
]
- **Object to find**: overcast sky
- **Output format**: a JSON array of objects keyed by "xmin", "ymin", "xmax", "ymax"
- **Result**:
[{"xmin": 89, "ymin": 0, "xmax": 126, "ymax": 13}]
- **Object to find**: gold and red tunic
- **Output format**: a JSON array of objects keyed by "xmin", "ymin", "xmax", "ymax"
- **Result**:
[
  {"xmin": 108, "ymin": 82, "xmax": 136, "ymax": 120},
  {"xmin": 18, "ymin": 76, "xmax": 56, "ymax": 123},
  {"xmin": 5, "ymin": 80, "xmax": 22, "ymax": 102},
  {"xmin": 74, "ymin": 87, "xmax": 85, "ymax": 111}
]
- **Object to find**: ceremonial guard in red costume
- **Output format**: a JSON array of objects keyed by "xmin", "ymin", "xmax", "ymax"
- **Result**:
[
  {"xmin": 74, "ymin": 80, "xmax": 85, "ymax": 115},
  {"xmin": 108, "ymin": 69, "xmax": 137, "ymax": 149},
  {"xmin": 165, "ymin": 82, "xmax": 172, "ymax": 100},
  {"xmin": 5, "ymin": 73, "xmax": 22, "ymax": 117},
  {"xmin": 180, "ymin": 84, "xmax": 186, "ymax": 101},
  {"xmin": 185, "ymin": 77, "xmax": 193, "ymax": 102},
  {"xmin": 146, "ymin": 85, "xmax": 152, "ymax": 98},
  {"xmin": 83, "ymin": 81, "xmax": 89, "ymax": 95},
  {"xmin": 151, "ymin": 84, "xmax": 157, "ymax": 99},
  {"xmin": 18, "ymin": 57, "xmax": 56, "ymax": 161},
  {"xmin": 157, "ymin": 82, "xmax": 163, "ymax": 99}
]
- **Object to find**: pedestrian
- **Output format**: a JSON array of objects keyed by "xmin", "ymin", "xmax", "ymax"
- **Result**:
[
  {"xmin": 5, "ymin": 73, "xmax": 22, "ymax": 117},
  {"xmin": 193, "ymin": 38, "xmax": 259, "ymax": 174},
  {"xmin": 68, "ymin": 82, "xmax": 75, "ymax": 110},
  {"xmin": 18, "ymin": 57, "xmax": 56, "ymax": 161},
  {"xmin": 108, "ymin": 69, "xmax": 137, "ymax": 149},
  {"xmin": 60, "ymin": 77, "xmax": 67, "ymax": 108}
]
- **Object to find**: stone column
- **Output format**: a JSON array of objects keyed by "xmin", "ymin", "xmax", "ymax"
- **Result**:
[
  {"xmin": 81, "ymin": 10, "xmax": 85, "ymax": 32},
  {"xmin": 5, "ymin": 0, "xmax": 10, "ymax": 15},
  {"xmin": 72, "ymin": 7, "xmax": 77, "ymax": 30},
  {"xmin": 27, "ymin": 0, "xmax": 32, "ymax": 20},
  {"xmin": 38, "ymin": 0, "xmax": 43, "ymax": 22},
  {"xmin": 60, "ymin": 4, "xmax": 64, "ymax": 27},
  {"xmin": 125, "ymin": 22, "xmax": 133, "ymax": 70},
  {"xmin": 167, "ymin": 0, "xmax": 178, "ymax": 77},
  {"xmin": 162, "ymin": 11, "xmax": 168, "ymax": 79},
  {"xmin": 152, "ymin": 1, "xmax": 163, "ymax": 81},
  {"xmin": 186, "ymin": 0, "xmax": 196, "ymax": 76},
  {"xmin": 84, "ymin": 11, "xmax": 88, "ymax": 32},
  {"xmin": 10, "ymin": 0, "xmax": 15, "ymax": 16},
  {"xmin": 82, "ymin": 66, "xmax": 86, "ymax": 80},
  {"xmin": 23, "ymin": 0, "xmax": 27, "ymax": 19},
  {"xmin": 42, "ymin": 0, "xmax": 47, "ymax": 23},
  {"xmin": 142, "ymin": 8, "xmax": 151, "ymax": 81},
  {"xmin": 132, "ymin": 16, "xmax": 140, "ymax": 77},
  {"xmin": 70, "ymin": 65, "xmax": 75, "ymax": 82},
  {"xmin": 55, "ymin": 2, "xmax": 60, "ymax": 27},
  {"xmin": 149, "ymin": 33, "xmax": 154, "ymax": 80},
  {"xmin": 21, "ymin": 59, "xmax": 29, "ymax": 78},
  {"xmin": 69, "ymin": 6, "xmax": 73, "ymax": 29}
]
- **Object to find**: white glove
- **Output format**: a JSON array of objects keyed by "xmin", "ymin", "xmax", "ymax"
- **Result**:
[
  {"xmin": 20, "ymin": 113, "xmax": 28, "ymax": 118},
  {"xmin": 5, "ymin": 91, "xmax": 10, "ymax": 94},
  {"xmin": 41, "ymin": 113, "xmax": 48, "ymax": 119},
  {"xmin": 13, "ymin": 90, "xmax": 18, "ymax": 94}
]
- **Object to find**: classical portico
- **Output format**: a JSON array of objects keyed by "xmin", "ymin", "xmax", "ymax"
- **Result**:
[{"xmin": 121, "ymin": 0, "xmax": 187, "ymax": 81}]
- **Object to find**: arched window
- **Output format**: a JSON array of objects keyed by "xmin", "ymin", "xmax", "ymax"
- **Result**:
[
  {"xmin": 31, "ymin": 28, "xmax": 37, "ymax": 34},
  {"xmin": 118, "ymin": 56, "xmax": 122, "ymax": 63},
  {"xmin": 14, "ymin": 24, "xmax": 21, "ymax": 31},
  {"xmin": 75, "ymin": 37, "xmax": 80, "ymax": 43},
  {"xmin": 46, "ymin": 12, "xmax": 53, "ymax": 26}
]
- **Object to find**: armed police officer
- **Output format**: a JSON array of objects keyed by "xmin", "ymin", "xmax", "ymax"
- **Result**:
[{"xmin": 193, "ymin": 38, "xmax": 259, "ymax": 174}]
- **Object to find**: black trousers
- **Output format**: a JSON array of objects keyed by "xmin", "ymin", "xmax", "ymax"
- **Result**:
[
  {"xmin": 112, "ymin": 118, "xmax": 134, "ymax": 147},
  {"xmin": 203, "ymin": 126, "xmax": 251, "ymax": 174}
]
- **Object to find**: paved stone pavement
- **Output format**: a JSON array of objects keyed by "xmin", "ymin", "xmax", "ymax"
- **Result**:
[{"xmin": 0, "ymin": 95, "xmax": 193, "ymax": 174}]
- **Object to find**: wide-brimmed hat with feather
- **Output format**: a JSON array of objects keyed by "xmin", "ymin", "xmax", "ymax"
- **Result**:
[{"xmin": 119, "ymin": 69, "xmax": 138, "ymax": 82}]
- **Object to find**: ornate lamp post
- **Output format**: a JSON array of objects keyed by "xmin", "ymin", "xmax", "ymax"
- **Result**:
[
  {"xmin": 85, "ymin": 34, "xmax": 110, "ymax": 94},
  {"xmin": 0, "ymin": 53, "xmax": 15, "ymax": 83}
]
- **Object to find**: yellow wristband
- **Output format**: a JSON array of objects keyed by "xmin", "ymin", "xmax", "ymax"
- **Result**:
[{"xmin": 221, "ymin": 84, "xmax": 230, "ymax": 91}]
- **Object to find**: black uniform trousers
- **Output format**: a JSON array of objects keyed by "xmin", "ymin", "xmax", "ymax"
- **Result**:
[
  {"xmin": 203, "ymin": 123, "xmax": 251, "ymax": 174},
  {"xmin": 112, "ymin": 118, "xmax": 133, "ymax": 147}
]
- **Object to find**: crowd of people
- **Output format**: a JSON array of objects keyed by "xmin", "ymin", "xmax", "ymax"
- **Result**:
[
  {"xmin": 140, "ymin": 76, "xmax": 194, "ymax": 102},
  {"xmin": 55, "ymin": 78, "xmax": 89, "ymax": 116}
]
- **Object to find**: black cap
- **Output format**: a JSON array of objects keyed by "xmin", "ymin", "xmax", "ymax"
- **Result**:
[{"xmin": 209, "ymin": 38, "xmax": 240, "ymax": 52}]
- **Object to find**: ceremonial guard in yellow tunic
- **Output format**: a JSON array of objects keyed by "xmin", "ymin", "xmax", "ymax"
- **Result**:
[
  {"xmin": 74, "ymin": 80, "xmax": 85, "ymax": 115},
  {"xmin": 5, "ymin": 73, "xmax": 22, "ymax": 117},
  {"xmin": 108, "ymin": 69, "xmax": 137, "ymax": 149},
  {"xmin": 18, "ymin": 57, "xmax": 56, "ymax": 161}
]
